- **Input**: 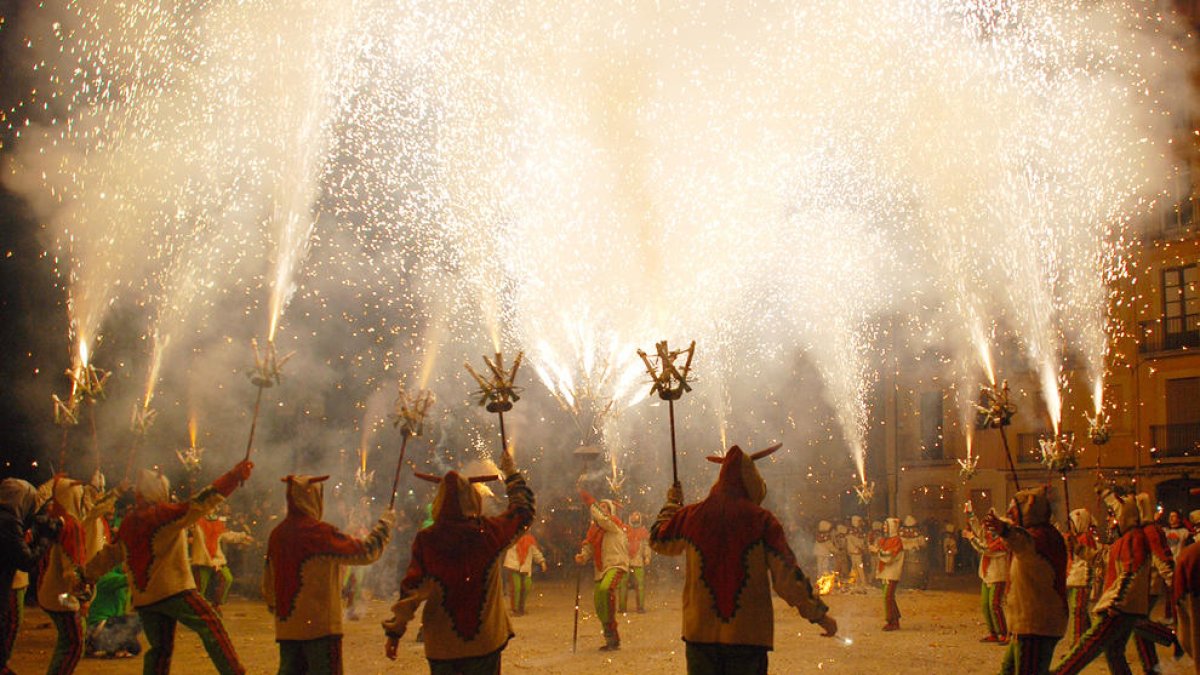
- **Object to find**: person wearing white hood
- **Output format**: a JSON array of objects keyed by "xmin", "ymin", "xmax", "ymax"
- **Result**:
[
  {"xmin": 84, "ymin": 460, "xmax": 253, "ymax": 675},
  {"xmin": 874, "ymin": 517, "xmax": 905, "ymax": 631},
  {"xmin": 813, "ymin": 521, "xmax": 836, "ymax": 578},
  {"xmin": 1064, "ymin": 508, "xmax": 1102, "ymax": 647},
  {"xmin": 0, "ymin": 478, "xmax": 58, "ymax": 675},
  {"xmin": 847, "ymin": 516, "xmax": 868, "ymax": 586},
  {"xmin": 37, "ymin": 475, "xmax": 90, "ymax": 674}
]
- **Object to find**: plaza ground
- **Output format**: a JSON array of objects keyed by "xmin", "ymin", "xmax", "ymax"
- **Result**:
[{"xmin": 8, "ymin": 575, "xmax": 1194, "ymax": 674}]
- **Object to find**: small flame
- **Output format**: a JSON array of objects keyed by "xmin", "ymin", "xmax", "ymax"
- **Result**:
[
  {"xmin": 965, "ymin": 428, "xmax": 973, "ymax": 459},
  {"xmin": 1092, "ymin": 379, "xmax": 1104, "ymax": 418},
  {"xmin": 188, "ymin": 413, "xmax": 198, "ymax": 449},
  {"xmin": 78, "ymin": 339, "xmax": 90, "ymax": 369},
  {"xmin": 816, "ymin": 572, "xmax": 838, "ymax": 595}
]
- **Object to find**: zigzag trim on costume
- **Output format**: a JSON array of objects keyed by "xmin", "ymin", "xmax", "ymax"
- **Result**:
[{"xmin": 274, "ymin": 522, "xmax": 386, "ymax": 623}]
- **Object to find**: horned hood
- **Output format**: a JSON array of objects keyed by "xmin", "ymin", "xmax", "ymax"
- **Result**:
[
  {"xmin": 1135, "ymin": 493, "xmax": 1156, "ymax": 525},
  {"xmin": 50, "ymin": 475, "xmax": 86, "ymax": 521},
  {"xmin": 0, "ymin": 478, "xmax": 41, "ymax": 524},
  {"xmin": 284, "ymin": 475, "xmax": 327, "ymax": 520},
  {"xmin": 1100, "ymin": 488, "xmax": 1139, "ymax": 534},
  {"xmin": 708, "ymin": 445, "xmax": 766, "ymax": 505},
  {"xmin": 432, "ymin": 471, "xmax": 483, "ymax": 521},
  {"xmin": 1069, "ymin": 508, "xmax": 1093, "ymax": 532},
  {"xmin": 135, "ymin": 469, "xmax": 170, "ymax": 504},
  {"xmin": 1008, "ymin": 486, "xmax": 1051, "ymax": 528}
]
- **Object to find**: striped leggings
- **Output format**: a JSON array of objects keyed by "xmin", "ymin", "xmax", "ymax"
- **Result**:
[
  {"xmin": 46, "ymin": 610, "xmax": 83, "ymax": 675},
  {"xmin": 882, "ymin": 580, "xmax": 900, "ymax": 624},
  {"xmin": 982, "ymin": 581, "xmax": 1008, "ymax": 637},
  {"xmin": 594, "ymin": 569, "xmax": 626, "ymax": 639},
  {"xmin": 139, "ymin": 590, "xmax": 244, "ymax": 675},
  {"xmin": 1066, "ymin": 587, "xmax": 1090, "ymax": 646},
  {"xmin": 1050, "ymin": 611, "xmax": 1139, "ymax": 675}
]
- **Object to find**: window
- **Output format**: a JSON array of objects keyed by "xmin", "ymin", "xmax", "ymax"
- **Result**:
[
  {"xmin": 1163, "ymin": 264, "xmax": 1199, "ymax": 346},
  {"xmin": 919, "ymin": 391, "xmax": 944, "ymax": 460}
]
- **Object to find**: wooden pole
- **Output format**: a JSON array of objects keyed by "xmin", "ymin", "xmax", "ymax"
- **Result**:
[
  {"xmin": 498, "ymin": 411, "xmax": 509, "ymax": 459},
  {"xmin": 243, "ymin": 384, "xmax": 265, "ymax": 462},
  {"xmin": 998, "ymin": 426, "xmax": 1022, "ymax": 491},
  {"xmin": 388, "ymin": 433, "xmax": 412, "ymax": 510},
  {"xmin": 668, "ymin": 398, "xmax": 679, "ymax": 484}
]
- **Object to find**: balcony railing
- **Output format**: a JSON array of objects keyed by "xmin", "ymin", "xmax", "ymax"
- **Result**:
[
  {"xmin": 1140, "ymin": 316, "xmax": 1200, "ymax": 354},
  {"xmin": 1151, "ymin": 423, "xmax": 1200, "ymax": 459}
]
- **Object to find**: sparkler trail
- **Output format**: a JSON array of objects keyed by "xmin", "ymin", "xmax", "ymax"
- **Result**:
[{"xmin": 0, "ymin": 1, "xmax": 1191, "ymax": 485}]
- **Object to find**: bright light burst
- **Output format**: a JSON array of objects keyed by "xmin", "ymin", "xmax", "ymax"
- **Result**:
[{"xmin": 1, "ymin": 0, "xmax": 1191, "ymax": 484}]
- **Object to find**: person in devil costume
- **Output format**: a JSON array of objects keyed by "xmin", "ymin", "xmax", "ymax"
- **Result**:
[
  {"xmin": 83, "ymin": 462, "xmax": 253, "ymax": 675},
  {"xmin": 649, "ymin": 444, "xmax": 837, "ymax": 675},
  {"xmin": 383, "ymin": 448, "xmax": 534, "ymax": 674},
  {"xmin": 574, "ymin": 493, "xmax": 629, "ymax": 650},
  {"xmin": 875, "ymin": 517, "xmax": 905, "ymax": 631},
  {"xmin": 1051, "ymin": 487, "xmax": 1170, "ymax": 675},
  {"xmin": 37, "ymin": 476, "xmax": 90, "ymax": 674},
  {"xmin": 264, "ymin": 474, "xmax": 392, "ymax": 674},
  {"xmin": 981, "ymin": 486, "xmax": 1068, "ymax": 675}
]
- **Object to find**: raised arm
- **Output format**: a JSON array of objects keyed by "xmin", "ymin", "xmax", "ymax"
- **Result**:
[{"xmin": 649, "ymin": 482, "xmax": 688, "ymax": 556}]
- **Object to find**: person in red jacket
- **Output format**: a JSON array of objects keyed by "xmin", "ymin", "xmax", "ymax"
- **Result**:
[
  {"xmin": 84, "ymin": 461, "xmax": 253, "ymax": 675},
  {"xmin": 1131, "ymin": 493, "xmax": 1180, "ymax": 672},
  {"xmin": 649, "ymin": 444, "xmax": 837, "ymax": 673},
  {"xmin": 1051, "ymin": 487, "xmax": 1171, "ymax": 675},
  {"xmin": 383, "ymin": 448, "xmax": 534, "ymax": 673},
  {"xmin": 621, "ymin": 511, "xmax": 651, "ymax": 614}
]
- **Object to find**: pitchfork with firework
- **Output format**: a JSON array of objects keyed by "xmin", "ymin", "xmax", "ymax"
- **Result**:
[
  {"xmin": 243, "ymin": 338, "xmax": 294, "ymax": 462},
  {"xmin": 636, "ymin": 340, "xmax": 695, "ymax": 484},
  {"xmin": 465, "ymin": 352, "xmax": 523, "ymax": 459},
  {"xmin": 387, "ymin": 386, "xmax": 435, "ymax": 509},
  {"xmin": 54, "ymin": 344, "xmax": 110, "ymax": 472},
  {"xmin": 975, "ymin": 380, "xmax": 1021, "ymax": 491}
]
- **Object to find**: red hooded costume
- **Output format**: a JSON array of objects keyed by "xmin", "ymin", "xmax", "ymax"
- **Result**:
[
  {"xmin": 264, "ymin": 475, "xmax": 391, "ymax": 641},
  {"xmin": 384, "ymin": 470, "xmax": 534, "ymax": 661},
  {"xmin": 649, "ymin": 445, "xmax": 828, "ymax": 649}
]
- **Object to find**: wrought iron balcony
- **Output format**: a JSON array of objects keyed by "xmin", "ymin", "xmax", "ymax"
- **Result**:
[
  {"xmin": 1139, "ymin": 316, "xmax": 1200, "ymax": 354},
  {"xmin": 1150, "ymin": 423, "xmax": 1200, "ymax": 459}
]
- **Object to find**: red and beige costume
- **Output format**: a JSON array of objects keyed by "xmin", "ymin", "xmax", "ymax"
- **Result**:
[
  {"xmin": 264, "ymin": 475, "xmax": 392, "ymax": 674},
  {"xmin": 37, "ymin": 476, "xmax": 88, "ymax": 674},
  {"xmin": 1132, "ymin": 493, "xmax": 1178, "ymax": 672},
  {"xmin": 192, "ymin": 512, "xmax": 252, "ymax": 610},
  {"xmin": 875, "ymin": 517, "xmax": 904, "ymax": 630},
  {"xmin": 85, "ymin": 463, "xmax": 252, "ymax": 675},
  {"xmin": 575, "ymin": 495, "xmax": 629, "ymax": 650},
  {"xmin": 649, "ymin": 445, "xmax": 833, "ymax": 673},
  {"xmin": 502, "ymin": 532, "xmax": 545, "ymax": 616},
  {"xmin": 1065, "ymin": 508, "xmax": 1101, "ymax": 646},
  {"xmin": 384, "ymin": 469, "xmax": 534, "ymax": 673},
  {"xmin": 968, "ymin": 508, "xmax": 1011, "ymax": 643},
  {"xmin": 989, "ymin": 487, "xmax": 1068, "ymax": 675},
  {"xmin": 1052, "ymin": 488, "xmax": 1164, "ymax": 674},
  {"xmin": 620, "ymin": 512, "xmax": 651, "ymax": 613}
]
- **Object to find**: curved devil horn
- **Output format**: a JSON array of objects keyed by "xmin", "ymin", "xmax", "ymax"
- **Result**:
[
  {"xmin": 751, "ymin": 443, "xmax": 783, "ymax": 460},
  {"xmin": 469, "ymin": 474, "xmax": 501, "ymax": 484},
  {"xmin": 706, "ymin": 456, "xmax": 725, "ymax": 464},
  {"xmin": 412, "ymin": 471, "xmax": 443, "ymax": 484}
]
